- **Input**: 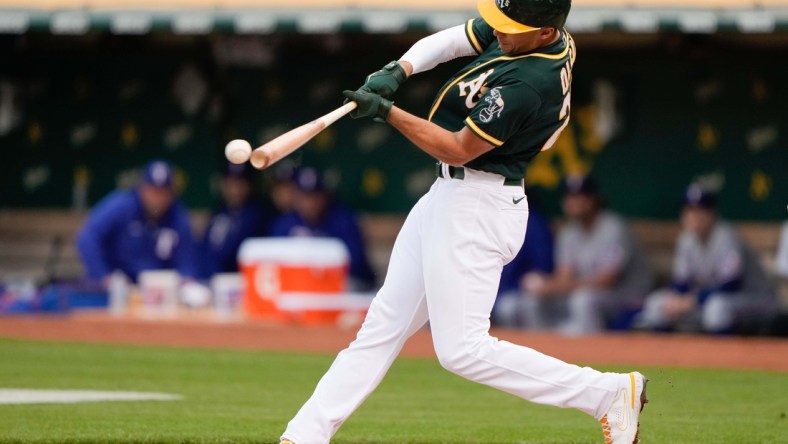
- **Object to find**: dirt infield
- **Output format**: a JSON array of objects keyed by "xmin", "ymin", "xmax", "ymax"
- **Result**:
[{"xmin": 0, "ymin": 315, "xmax": 786, "ymax": 372}]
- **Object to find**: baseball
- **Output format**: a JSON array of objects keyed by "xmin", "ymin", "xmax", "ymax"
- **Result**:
[{"xmin": 225, "ymin": 139, "xmax": 252, "ymax": 164}]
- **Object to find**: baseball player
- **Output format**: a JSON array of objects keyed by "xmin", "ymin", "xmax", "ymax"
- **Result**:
[
  {"xmin": 493, "ymin": 197, "xmax": 554, "ymax": 325},
  {"xmin": 197, "ymin": 162, "xmax": 270, "ymax": 279},
  {"xmin": 281, "ymin": 1, "xmax": 648, "ymax": 443},
  {"xmin": 77, "ymin": 160, "xmax": 197, "ymax": 283},
  {"xmin": 496, "ymin": 175, "xmax": 653, "ymax": 334},
  {"xmin": 776, "ymin": 220, "xmax": 788, "ymax": 279},
  {"xmin": 635, "ymin": 185, "xmax": 776, "ymax": 333},
  {"xmin": 269, "ymin": 167, "xmax": 377, "ymax": 291}
]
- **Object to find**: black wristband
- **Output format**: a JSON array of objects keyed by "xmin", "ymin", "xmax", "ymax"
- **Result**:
[{"xmin": 375, "ymin": 99, "xmax": 394, "ymax": 123}]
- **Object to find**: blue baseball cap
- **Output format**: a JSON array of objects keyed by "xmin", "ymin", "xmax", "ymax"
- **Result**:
[
  {"xmin": 683, "ymin": 184, "xmax": 716, "ymax": 209},
  {"xmin": 293, "ymin": 167, "xmax": 325, "ymax": 193},
  {"xmin": 561, "ymin": 174, "xmax": 598, "ymax": 196},
  {"xmin": 142, "ymin": 161, "xmax": 175, "ymax": 188},
  {"xmin": 273, "ymin": 160, "xmax": 297, "ymax": 184}
]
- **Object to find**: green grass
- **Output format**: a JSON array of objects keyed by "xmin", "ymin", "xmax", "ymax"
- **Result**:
[{"xmin": 0, "ymin": 338, "xmax": 786, "ymax": 443}]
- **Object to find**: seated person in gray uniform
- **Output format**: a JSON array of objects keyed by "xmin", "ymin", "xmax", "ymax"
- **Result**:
[
  {"xmin": 497, "ymin": 175, "xmax": 653, "ymax": 335},
  {"xmin": 776, "ymin": 221, "xmax": 788, "ymax": 280},
  {"xmin": 773, "ymin": 221, "xmax": 788, "ymax": 305},
  {"xmin": 636, "ymin": 185, "xmax": 776, "ymax": 333}
]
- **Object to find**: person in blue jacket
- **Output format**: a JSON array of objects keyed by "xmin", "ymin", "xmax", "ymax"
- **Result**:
[
  {"xmin": 198, "ymin": 162, "xmax": 271, "ymax": 279},
  {"xmin": 77, "ymin": 160, "xmax": 197, "ymax": 284},
  {"xmin": 269, "ymin": 167, "xmax": 376, "ymax": 291},
  {"xmin": 492, "ymin": 198, "xmax": 554, "ymax": 326}
]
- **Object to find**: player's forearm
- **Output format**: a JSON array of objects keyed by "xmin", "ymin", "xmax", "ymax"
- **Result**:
[
  {"xmin": 387, "ymin": 106, "xmax": 472, "ymax": 165},
  {"xmin": 574, "ymin": 270, "xmax": 619, "ymax": 290},
  {"xmin": 541, "ymin": 277, "xmax": 577, "ymax": 296},
  {"xmin": 539, "ymin": 266, "xmax": 579, "ymax": 295},
  {"xmin": 546, "ymin": 272, "xmax": 616, "ymax": 294}
]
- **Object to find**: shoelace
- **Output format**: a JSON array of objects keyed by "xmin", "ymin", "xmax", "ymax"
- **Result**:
[{"xmin": 599, "ymin": 415, "xmax": 613, "ymax": 444}]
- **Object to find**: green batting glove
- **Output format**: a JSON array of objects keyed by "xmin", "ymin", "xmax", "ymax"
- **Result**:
[
  {"xmin": 360, "ymin": 61, "xmax": 407, "ymax": 98},
  {"xmin": 343, "ymin": 89, "xmax": 393, "ymax": 123}
]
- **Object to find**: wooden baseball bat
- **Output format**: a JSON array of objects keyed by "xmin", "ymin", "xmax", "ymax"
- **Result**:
[{"xmin": 249, "ymin": 101, "xmax": 358, "ymax": 170}]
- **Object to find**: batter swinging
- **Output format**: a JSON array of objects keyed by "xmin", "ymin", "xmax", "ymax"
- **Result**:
[{"xmin": 281, "ymin": 0, "xmax": 648, "ymax": 443}]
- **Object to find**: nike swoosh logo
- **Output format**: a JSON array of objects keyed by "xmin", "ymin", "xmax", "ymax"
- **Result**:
[
  {"xmin": 512, "ymin": 196, "xmax": 525, "ymax": 205},
  {"xmin": 618, "ymin": 390, "xmax": 629, "ymax": 431}
]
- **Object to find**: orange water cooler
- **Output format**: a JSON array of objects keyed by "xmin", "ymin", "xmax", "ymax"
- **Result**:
[{"xmin": 238, "ymin": 238, "xmax": 362, "ymax": 324}]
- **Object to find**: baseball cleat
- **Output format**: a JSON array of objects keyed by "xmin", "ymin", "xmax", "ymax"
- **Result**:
[{"xmin": 599, "ymin": 372, "xmax": 648, "ymax": 444}]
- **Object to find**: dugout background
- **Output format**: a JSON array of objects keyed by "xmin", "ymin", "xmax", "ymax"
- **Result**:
[{"xmin": 0, "ymin": 31, "xmax": 786, "ymax": 220}]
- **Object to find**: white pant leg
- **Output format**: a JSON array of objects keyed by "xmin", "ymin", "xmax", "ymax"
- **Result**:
[
  {"xmin": 562, "ymin": 288, "xmax": 609, "ymax": 335},
  {"xmin": 635, "ymin": 288, "xmax": 674, "ymax": 329},
  {"xmin": 282, "ymin": 191, "xmax": 433, "ymax": 444},
  {"xmin": 522, "ymin": 291, "xmax": 568, "ymax": 331},
  {"xmin": 494, "ymin": 291, "xmax": 566, "ymax": 330},
  {"xmin": 702, "ymin": 292, "xmax": 776, "ymax": 332},
  {"xmin": 422, "ymin": 178, "xmax": 620, "ymax": 419},
  {"xmin": 702, "ymin": 293, "xmax": 735, "ymax": 332},
  {"xmin": 492, "ymin": 291, "xmax": 524, "ymax": 328}
]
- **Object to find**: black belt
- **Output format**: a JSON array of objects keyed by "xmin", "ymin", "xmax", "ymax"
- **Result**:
[{"xmin": 435, "ymin": 163, "xmax": 523, "ymax": 187}]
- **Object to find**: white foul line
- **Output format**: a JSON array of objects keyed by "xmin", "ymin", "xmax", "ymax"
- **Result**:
[{"xmin": 0, "ymin": 389, "xmax": 182, "ymax": 405}]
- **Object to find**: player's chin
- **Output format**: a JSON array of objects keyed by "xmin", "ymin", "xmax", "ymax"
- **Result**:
[{"xmin": 498, "ymin": 43, "xmax": 515, "ymax": 54}]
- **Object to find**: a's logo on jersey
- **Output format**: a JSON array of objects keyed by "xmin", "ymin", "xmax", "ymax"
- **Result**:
[
  {"xmin": 457, "ymin": 69, "xmax": 494, "ymax": 109},
  {"xmin": 497, "ymin": 0, "xmax": 510, "ymax": 8},
  {"xmin": 479, "ymin": 87, "xmax": 505, "ymax": 123}
]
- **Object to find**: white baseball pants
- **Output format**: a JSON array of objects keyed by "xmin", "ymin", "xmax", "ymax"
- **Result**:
[
  {"xmin": 282, "ymin": 167, "xmax": 622, "ymax": 444},
  {"xmin": 637, "ymin": 288, "xmax": 776, "ymax": 332}
]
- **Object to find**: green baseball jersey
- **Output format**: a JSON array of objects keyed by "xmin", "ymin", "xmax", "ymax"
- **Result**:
[{"xmin": 428, "ymin": 18, "xmax": 576, "ymax": 180}]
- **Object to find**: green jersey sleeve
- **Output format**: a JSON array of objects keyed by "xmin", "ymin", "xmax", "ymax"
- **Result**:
[
  {"xmin": 465, "ymin": 18, "xmax": 496, "ymax": 54},
  {"xmin": 464, "ymin": 83, "xmax": 542, "ymax": 147}
]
